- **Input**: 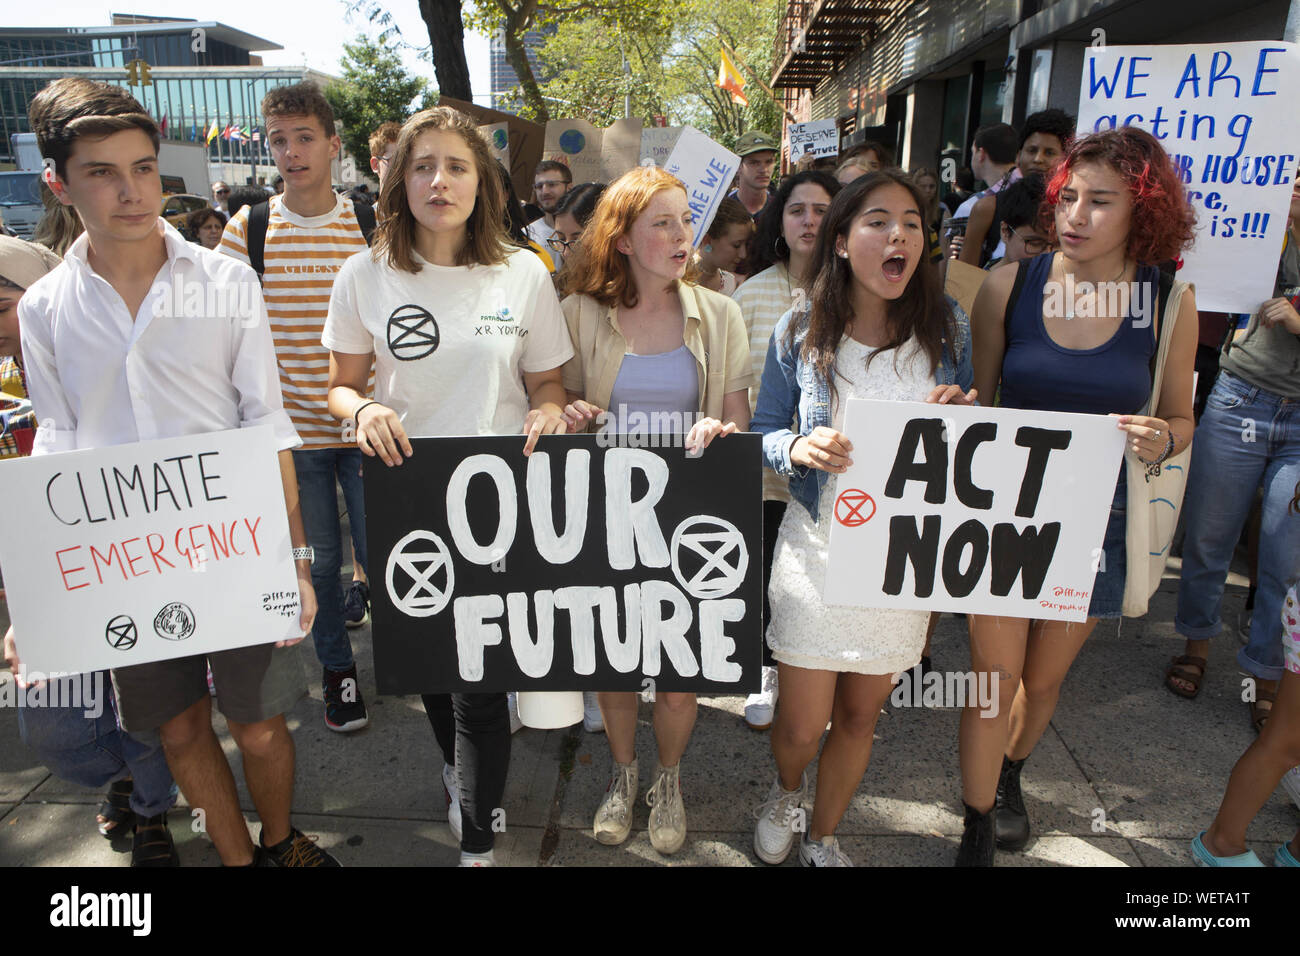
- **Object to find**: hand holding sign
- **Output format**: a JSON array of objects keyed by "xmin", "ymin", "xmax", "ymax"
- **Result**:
[
  {"xmin": 355, "ymin": 401, "xmax": 413, "ymax": 467},
  {"xmin": 1260, "ymin": 296, "xmax": 1300, "ymax": 334},
  {"xmin": 561, "ymin": 399, "xmax": 604, "ymax": 432}
]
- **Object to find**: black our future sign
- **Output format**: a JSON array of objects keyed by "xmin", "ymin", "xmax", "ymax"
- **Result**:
[{"xmin": 364, "ymin": 434, "xmax": 763, "ymax": 694}]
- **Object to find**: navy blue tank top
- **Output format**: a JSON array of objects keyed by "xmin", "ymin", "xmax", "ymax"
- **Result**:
[{"xmin": 1000, "ymin": 253, "xmax": 1157, "ymax": 415}]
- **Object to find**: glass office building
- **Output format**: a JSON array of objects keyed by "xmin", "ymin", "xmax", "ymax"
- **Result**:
[{"xmin": 0, "ymin": 16, "xmax": 338, "ymax": 170}]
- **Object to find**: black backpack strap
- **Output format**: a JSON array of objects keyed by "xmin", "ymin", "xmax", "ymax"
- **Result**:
[
  {"xmin": 247, "ymin": 200, "xmax": 270, "ymax": 281},
  {"xmin": 1002, "ymin": 259, "xmax": 1028, "ymax": 353},
  {"xmin": 353, "ymin": 200, "xmax": 376, "ymax": 245}
]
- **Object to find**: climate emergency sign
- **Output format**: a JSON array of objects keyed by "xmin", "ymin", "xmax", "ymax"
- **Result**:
[
  {"xmin": 825, "ymin": 401, "xmax": 1126, "ymax": 622},
  {"xmin": 0, "ymin": 426, "xmax": 304, "ymax": 676},
  {"xmin": 365, "ymin": 435, "xmax": 763, "ymax": 694}
]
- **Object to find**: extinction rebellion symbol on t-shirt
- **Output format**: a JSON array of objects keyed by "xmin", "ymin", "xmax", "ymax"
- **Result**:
[{"xmin": 386, "ymin": 304, "xmax": 440, "ymax": 361}]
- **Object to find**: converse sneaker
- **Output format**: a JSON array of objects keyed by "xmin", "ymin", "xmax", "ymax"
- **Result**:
[
  {"xmin": 443, "ymin": 763, "xmax": 463, "ymax": 842},
  {"xmin": 582, "ymin": 692, "xmax": 605, "ymax": 733},
  {"xmin": 323, "ymin": 665, "xmax": 368, "ymax": 732},
  {"xmin": 744, "ymin": 666, "xmax": 779, "ymax": 730},
  {"xmin": 798, "ymin": 833, "xmax": 853, "ymax": 867},
  {"xmin": 260, "ymin": 827, "xmax": 341, "ymax": 867},
  {"xmin": 343, "ymin": 580, "xmax": 370, "ymax": 629},
  {"xmin": 753, "ymin": 771, "xmax": 807, "ymax": 864},
  {"xmin": 645, "ymin": 763, "xmax": 686, "ymax": 855},
  {"xmin": 458, "ymin": 849, "xmax": 495, "ymax": 867},
  {"xmin": 593, "ymin": 758, "xmax": 637, "ymax": 845}
]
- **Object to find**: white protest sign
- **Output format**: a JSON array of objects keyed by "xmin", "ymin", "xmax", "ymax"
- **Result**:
[
  {"xmin": 664, "ymin": 126, "xmax": 741, "ymax": 247},
  {"xmin": 788, "ymin": 118, "xmax": 838, "ymax": 162},
  {"xmin": 0, "ymin": 426, "xmax": 303, "ymax": 677},
  {"xmin": 1075, "ymin": 41, "xmax": 1300, "ymax": 313},
  {"xmin": 825, "ymin": 401, "xmax": 1126, "ymax": 622},
  {"xmin": 640, "ymin": 126, "xmax": 683, "ymax": 166}
]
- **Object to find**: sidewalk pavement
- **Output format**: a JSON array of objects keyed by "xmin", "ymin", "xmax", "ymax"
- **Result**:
[{"xmin": 1, "ymin": 566, "xmax": 1295, "ymax": 867}]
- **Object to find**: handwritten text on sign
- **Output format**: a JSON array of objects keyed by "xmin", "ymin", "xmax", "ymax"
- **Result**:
[
  {"xmin": 824, "ymin": 401, "xmax": 1126, "ymax": 621},
  {"xmin": 365, "ymin": 435, "xmax": 763, "ymax": 694},
  {"xmin": 787, "ymin": 119, "xmax": 838, "ymax": 161},
  {"xmin": 665, "ymin": 126, "xmax": 741, "ymax": 247},
  {"xmin": 0, "ymin": 426, "xmax": 302, "ymax": 676},
  {"xmin": 1075, "ymin": 42, "xmax": 1300, "ymax": 313}
]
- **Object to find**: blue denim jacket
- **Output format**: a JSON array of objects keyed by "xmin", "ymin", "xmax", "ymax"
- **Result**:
[{"xmin": 752, "ymin": 296, "xmax": 974, "ymax": 521}]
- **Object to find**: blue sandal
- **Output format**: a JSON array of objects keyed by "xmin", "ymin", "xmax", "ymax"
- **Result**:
[{"xmin": 1191, "ymin": 831, "xmax": 1263, "ymax": 867}]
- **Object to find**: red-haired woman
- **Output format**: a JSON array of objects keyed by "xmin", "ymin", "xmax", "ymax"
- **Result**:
[
  {"xmin": 559, "ymin": 165, "xmax": 754, "ymax": 855},
  {"xmin": 962, "ymin": 127, "xmax": 1198, "ymax": 865}
]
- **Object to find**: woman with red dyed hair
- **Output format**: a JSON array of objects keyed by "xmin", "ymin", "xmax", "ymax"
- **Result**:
[
  {"xmin": 959, "ymin": 127, "xmax": 1198, "ymax": 865},
  {"xmin": 560, "ymin": 165, "xmax": 754, "ymax": 856}
]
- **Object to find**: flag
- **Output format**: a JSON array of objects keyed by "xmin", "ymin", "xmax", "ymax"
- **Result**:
[
  {"xmin": 189, "ymin": 124, "xmax": 198, "ymax": 142},
  {"xmin": 205, "ymin": 122, "xmax": 219, "ymax": 144},
  {"xmin": 230, "ymin": 126, "xmax": 244, "ymax": 142},
  {"xmin": 718, "ymin": 47, "xmax": 748, "ymax": 106},
  {"xmin": 158, "ymin": 115, "xmax": 168, "ymax": 136},
  {"xmin": 240, "ymin": 126, "xmax": 251, "ymax": 139},
  {"xmin": 251, "ymin": 127, "xmax": 261, "ymax": 143},
  {"xmin": 221, "ymin": 124, "xmax": 232, "ymax": 141}
]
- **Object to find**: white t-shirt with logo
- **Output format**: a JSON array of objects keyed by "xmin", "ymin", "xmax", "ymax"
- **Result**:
[{"xmin": 323, "ymin": 245, "xmax": 575, "ymax": 437}]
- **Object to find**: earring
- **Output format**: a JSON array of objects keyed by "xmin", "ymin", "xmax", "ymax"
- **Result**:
[
  {"xmin": 774, "ymin": 235, "xmax": 789, "ymax": 257},
  {"xmin": 838, "ymin": 250, "xmax": 848, "ymax": 258},
  {"xmin": 702, "ymin": 244, "xmax": 713, "ymax": 253}
]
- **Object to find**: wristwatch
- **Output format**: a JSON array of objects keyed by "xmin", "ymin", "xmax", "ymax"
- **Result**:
[{"xmin": 292, "ymin": 546, "xmax": 315, "ymax": 562}]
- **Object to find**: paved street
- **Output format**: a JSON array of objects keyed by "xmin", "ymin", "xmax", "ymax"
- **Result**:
[{"xmin": 1, "ymin": 560, "xmax": 1296, "ymax": 867}]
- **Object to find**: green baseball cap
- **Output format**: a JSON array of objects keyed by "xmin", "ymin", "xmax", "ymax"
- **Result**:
[{"xmin": 735, "ymin": 131, "xmax": 779, "ymax": 157}]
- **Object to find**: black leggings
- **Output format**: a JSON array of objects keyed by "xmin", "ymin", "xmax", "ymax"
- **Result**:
[
  {"xmin": 762, "ymin": 500, "xmax": 787, "ymax": 669},
  {"xmin": 421, "ymin": 692, "xmax": 511, "ymax": 854}
]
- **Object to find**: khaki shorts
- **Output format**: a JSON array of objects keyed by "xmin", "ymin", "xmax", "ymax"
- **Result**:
[{"xmin": 111, "ymin": 643, "xmax": 306, "ymax": 732}]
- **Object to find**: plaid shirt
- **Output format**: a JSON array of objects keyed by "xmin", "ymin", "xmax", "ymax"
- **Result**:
[{"xmin": 0, "ymin": 355, "xmax": 34, "ymax": 459}]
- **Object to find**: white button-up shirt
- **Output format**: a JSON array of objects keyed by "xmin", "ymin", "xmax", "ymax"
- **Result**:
[{"xmin": 18, "ymin": 219, "xmax": 300, "ymax": 455}]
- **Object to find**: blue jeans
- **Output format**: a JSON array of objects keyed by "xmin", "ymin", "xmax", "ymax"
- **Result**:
[
  {"xmin": 1175, "ymin": 371, "xmax": 1300, "ymax": 680},
  {"xmin": 294, "ymin": 447, "xmax": 368, "ymax": 673},
  {"xmin": 16, "ymin": 671, "xmax": 176, "ymax": 817}
]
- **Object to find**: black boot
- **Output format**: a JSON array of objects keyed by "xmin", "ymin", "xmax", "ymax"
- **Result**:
[
  {"xmin": 955, "ymin": 801, "xmax": 995, "ymax": 867},
  {"xmin": 995, "ymin": 755, "xmax": 1030, "ymax": 851}
]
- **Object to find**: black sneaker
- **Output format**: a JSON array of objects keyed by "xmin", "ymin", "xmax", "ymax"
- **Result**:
[
  {"xmin": 323, "ymin": 664, "xmax": 369, "ymax": 733},
  {"xmin": 131, "ymin": 812, "xmax": 180, "ymax": 867},
  {"xmin": 259, "ymin": 827, "xmax": 341, "ymax": 867},
  {"xmin": 343, "ymin": 581, "xmax": 370, "ymax": 629}
]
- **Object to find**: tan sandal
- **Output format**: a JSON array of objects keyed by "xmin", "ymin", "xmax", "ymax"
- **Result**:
[
  {"xmin": 1250, "ymin": 688, "xmax": 1276, "ymax": 735},
  {"xmin": 1164, "ymin": 655, "xmax": 1208, "ymax": 699}
]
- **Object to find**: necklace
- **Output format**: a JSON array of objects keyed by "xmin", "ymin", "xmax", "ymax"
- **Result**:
[{"xmin": 1058, "ymin": 255, "xmax": 1129, "ymax": 320}]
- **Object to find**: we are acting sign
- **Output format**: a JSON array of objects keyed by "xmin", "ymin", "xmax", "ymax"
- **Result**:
[
  {"xmin": 825, "ymin": 402, "xmax": 1126, "ymax": 621},
  {"xmin": 365, "ymin": 435, "xmax": 763, "ymax": 694}
]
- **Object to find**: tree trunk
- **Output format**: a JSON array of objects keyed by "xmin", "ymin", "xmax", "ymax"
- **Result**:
[
  {"xmin": 501, "ymin": 6, "xmax": 549, "ymax": 123},
  {"xmin": 419, "ymin": 0, "xmax": 473, "ymax": 102}
]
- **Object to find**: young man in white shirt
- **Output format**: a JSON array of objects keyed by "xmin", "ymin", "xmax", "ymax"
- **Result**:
[
  {"xmin": 15, "ymin": 76, "xmax": 336, "ymax": 867},
  {"xmin": 525, "ymin": 160, "xmax": 572, "ymax": 246},
  {"xmin": 220, "ymin": 83, "xmax": 373, "ymax": 735}
]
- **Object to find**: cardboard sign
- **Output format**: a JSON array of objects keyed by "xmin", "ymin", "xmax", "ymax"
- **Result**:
[
  {"xmin": 365, "ymin": 435, "xmax": 763, "ymax": 694},
  {"xmin": 440, "ymin": 97, "xmax": 544, "ymax": 206},
  {"xmin": 543, "ymin": 118, "xmax": 643, "ymax": 183},
  {"xmin": 788, "ymin": 119, "xmax": 838, "ymax": 162},
  {"xmin": 664, "ymin": 126, "xmax": 741, "ymax": 247},
  {"xmin": 944, "ymin": 259, "xmax": 989, "ymax": 318},
  {"xmin": 1075, "ymin": 42, "xmax": 1300, "ymax": 313},
  {"xmin": 478, "ymin": 122, "xmax": 510, "ymax": 168},
  {"xmin": 0, "ymin": 427, "xmax": 302, "ymax": 677},
  {"xmin": 640, "ymin": 126, "xmax": 684, "ymax": 167},
  {"xmin": 825, "ymin": 401, "xmax": 1126, "ymax": 622}
]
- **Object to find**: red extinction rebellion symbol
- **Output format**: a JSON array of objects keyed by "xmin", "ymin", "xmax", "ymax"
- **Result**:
[{"xmin": 835, "ymin": 489, "xmax": 875, "ymax": 527}]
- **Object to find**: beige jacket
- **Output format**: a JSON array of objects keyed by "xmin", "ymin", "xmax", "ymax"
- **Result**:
[{"xmin": 561, "ymin": 282, "xmax": 754, "ymax": 421}]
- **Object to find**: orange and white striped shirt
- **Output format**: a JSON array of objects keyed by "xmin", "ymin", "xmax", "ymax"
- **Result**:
[{"xmin": 221, "ymin": 194, "xmax": 368, "ymax": 448}]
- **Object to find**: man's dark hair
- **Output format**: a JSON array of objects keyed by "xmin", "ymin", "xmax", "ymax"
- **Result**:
[
  {"xmin": 534, "ymin": 160, "xmax": 572, "ymax": 184},
  {"xmin": 227, "ymin": 185, "xmax": 269, "ymax": 221},
  {"xmin": 28, "ymin": 78, "xmax": 159, "ymax": 178},
  {"xmin": 973, "ymin": 124, "xmax": 1019, "ymax": 165},
  {"xmin": 955, "ymin": 165, "xmax": 975, "ymax": 191},
  {"xmin": 1020, "ymin": 109, "xmax": 1074, "ymax": 150},
  {"xmin": 996, "ymin": 173, "xmax": 1046, "ymax": 231},
  {"xmin": 554, "ymin": 182, "xmax": 607, "ymax": 229}
]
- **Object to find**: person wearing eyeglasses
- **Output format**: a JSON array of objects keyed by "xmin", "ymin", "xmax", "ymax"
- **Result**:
[
  {"xmin": 526, "ymin": 160, "xmax": 573, "ymax": 247},
  {"xmin": 984, "ymin": 174, "xmax": 1054, "ymax": 270},
  {"xmin": 211, "ymin": 180, "xmax": 230, "ymax": 213},
  {"xmin": 549, "ymin": 182, "xmax": 606, "ymax": 278}
]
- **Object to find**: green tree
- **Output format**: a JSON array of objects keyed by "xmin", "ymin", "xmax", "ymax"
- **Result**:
[{"xmin": 324, "ymin": 35, "xmax": 432, "ymax": 169}]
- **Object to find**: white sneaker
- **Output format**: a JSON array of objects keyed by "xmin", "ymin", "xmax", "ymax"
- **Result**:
[
  {"xmin": 583, "ymin": 692, "xmax": 605, "ymax": 733},
  {"xmin": 458, "ymin": 849, "xmax": 494, "ymax": 867},
  {"xmin": 646, "ymin": 764, "xmax": 686, "ymax": 855},
  {"xmin": 1282, "ymin": 765, "xmax": 1300, "ymax": 812},
  {"xmin": 744, "ymin": 666, "xmax": 779, "ymax": 730},
  {"xmin": 507, "ymin": 692, "xmax": 523, "ymax": 734},
  {"xmin": 799, "ymin": 833, "xmax": 853, "ymax": 867},
  {"xmin": 593, "ymin": 758, "xmax": 637, "ymax": 845},
  {"xmin": 753, "ymin": 771, "xmax": 807, "ymax": 864},
  {"xmin": 442, "ymin": 763, "xmax": 463, "ymax": 842}
]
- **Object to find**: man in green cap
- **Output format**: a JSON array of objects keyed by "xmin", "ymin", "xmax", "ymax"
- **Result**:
[{"xmin": 729, "ymin": 130, "xmax": 779, "ymax": 221}]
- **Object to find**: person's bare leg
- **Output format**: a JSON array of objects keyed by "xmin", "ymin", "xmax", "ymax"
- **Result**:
[
  {"xmin": 598, "ymin": 691, "xmax": 639, "ymax": 765},
  {"xmin": 809, "ymin": 672, "xmax": 894, "ymax": 840},
  {"xmin": 960, "ymin": 615, "xmax": 1029, "ymax": 812},
  {"xmin": 1006, "ymin": 618, "xmax": 1098, "ymax": 760},
  {"xmin": 157, "ymin": 695, "xmax": 254, "ymax": 865},
  {"xmin": 226, "ymin": 713, "xmax": 295, "ymax": 847},
  {"xmin": 1204, "ymin": 670, "xmax": 1300, "ymax": 856},
  {"xmin": 652, "ymin": 693, "xmax": 697, "ymax": 767},
  {"xmin": 770, "ymin": 664, "xmax": 837, "ymax": 792}
]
